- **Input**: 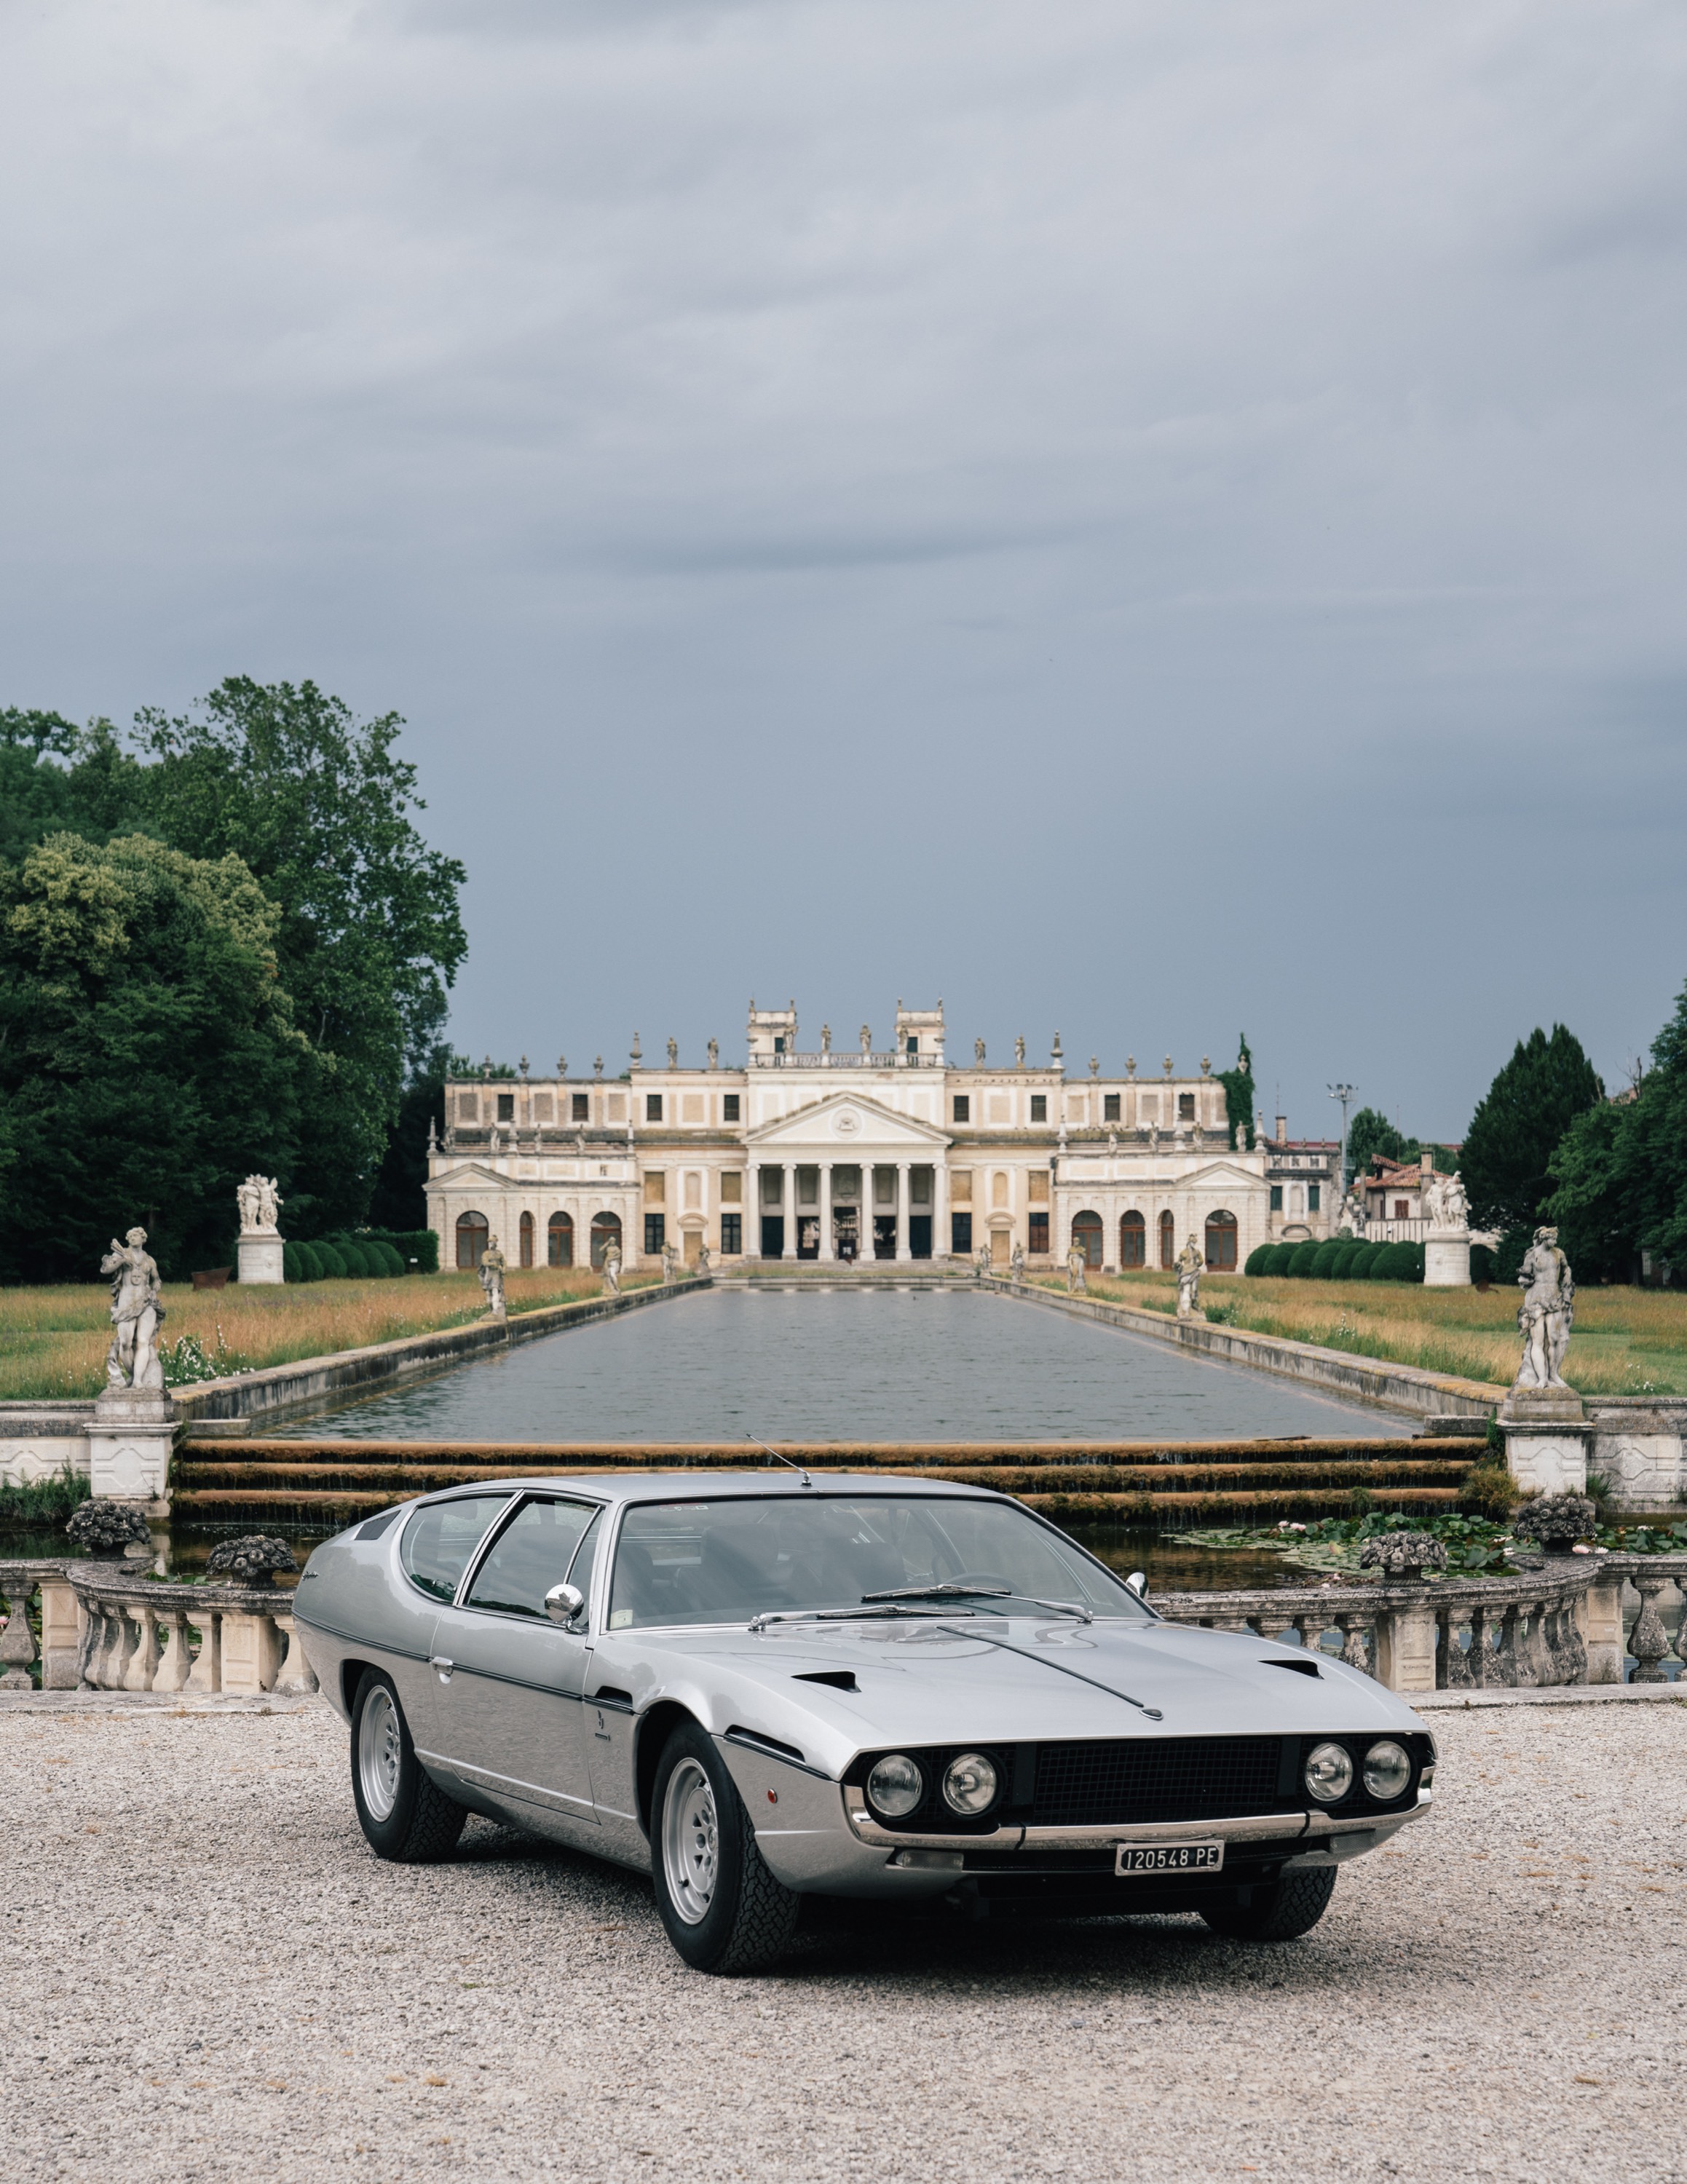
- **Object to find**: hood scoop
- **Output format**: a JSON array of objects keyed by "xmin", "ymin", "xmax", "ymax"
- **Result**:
[
  {"xmin": 794, "ymin": 1669, "xmax": 859, "ymax": 1693},
  {"xmin": 1263, "ymin": 1655, "xmax": 1321, "ymax": 1679}
]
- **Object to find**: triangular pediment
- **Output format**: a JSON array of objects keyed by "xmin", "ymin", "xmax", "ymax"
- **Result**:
[
  {"xmin": 1177, "ymin": 1158, "xmax": 1260, "ymax": 1190},
  {"xmin": 747, "ymin": 1091, "xmax": 950, "ymax": 1151},
  {"xmin": 428, "ymin": 1160, "xmax": 534, "ymax": 1190}
]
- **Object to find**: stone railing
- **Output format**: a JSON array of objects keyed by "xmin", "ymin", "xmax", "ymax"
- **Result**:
[
  {"xmin": 1598, "ymin": 1553, "xmax": 1687, "ymax": 1683},
  {"xmin": 1155, "ymin": 1560, "xmax": 1620, "ymax": 1693},
  {"xmin": 0, "ymin": 1560, "xmax": 316, "ymax": 1696}
]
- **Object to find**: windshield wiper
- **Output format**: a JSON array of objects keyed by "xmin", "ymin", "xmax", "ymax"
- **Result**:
[
  {"xmin": 862, "ymin": 1583, "xmax": 1093, "ymax": 1624},
  {"xmin": 748, "ymin": 1604, "xmax": 978, "ymax": 1633}
]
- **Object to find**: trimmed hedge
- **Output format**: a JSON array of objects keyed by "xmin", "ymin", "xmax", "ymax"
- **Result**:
[
  {"xmin": 1370, "ymin": 1240, "xmax": 1426, "ymax": 1283},
  {"xmin": 1287, "ymin": 1241, "xmax": 1322, "ymax": 1277},
  {"xmin": 1265, "ymin": 1243, "xmax": 1298, "ymax": 1275},
  {"xmin": 1243, "ymin": 1245, "xmax": 1275, "ymax": 1276},
  {"xmin": 363, "ymin": 1227, "xmax": 438, "ymax": 1273},
  {"xmin": 1328, "ymin": 1243, "xmax": 1361, "ymax": 1280},
  {"xmin": 1309, "ymin": 1240, "xmax": 1344, "ymax": 1278}
]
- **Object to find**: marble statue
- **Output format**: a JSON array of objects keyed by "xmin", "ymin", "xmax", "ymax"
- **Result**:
[
  {"xmin": 1338, "ymin": 1190, "xmax": 1366, "ymax": 1237},
  {"xmin": 708, "ymin": 1038, "xmax": 719, "ymax": 1069},
  {"xmin": 1514, "ymin": 1227, "xmax": 1574, "ymax": 1390},
  {"xmin": 1175, "ymin": 1235, "xmax": 1205, "ymax": 1320},
  {"xmin": 1425, "ymin": 1171, "xmax": 1470, "ymax": 1231},
  {"xmin": 696, "ymin": 1242, "xmax": 711, "ymax": 1277},
  {"xmin": 1066, "ymin": 1241, "xmax": 1088, "ymax": 1295},
  {"xmin": 667, "ymin": 1037, "xmax": 678, "ymax": 1069},
  {"xmin": 974, "ymin": 1243, "xmax": 992, "ymax": 1280},
  {"xmin": 661, "ymin": 1240, "xmax": 679, "ymax": 1284},
  {"xmin": 1234, "ymin": 1123, "xmax": 1247, "ymax": 1152},
  {"xmin": 601, "ymin": 1238, "xmax": 622, "ymax": 1295},
  {"xmin": 821, "ymin": 1025, "xmax": 831, "ymax": 1054},
  {"xmin": 478, "ymin": 1245, "xmax": 507, "ymax": 1319},
  {"xmin": 557, "ymin": 1055, "xmax": 566, "ymax": 1079},
  {"xmin": 236, "ymin": 1175, "xmax": 283, "ymax": 1233},
  {"xmin": 101, "ymin": 1228, "xmax": 167, "ymax": 1392},
  {"xmin": 975, "ymin": 1037, "xmax": 985, "ymax": 1064},
  {"xmin": 1148, "ymin": 1123, "xmax": 1159, "ymax": 1150},
  {"xmin": 1015, "ymin": 1034, "xmax": 1025, "ymax": 1068},
  {"xmin": 1010, "ymin": 1239, "xmax": 1025, "ymax": 1283},
  {"xmin": 859, "ymin": 1024, "xmax": 872, "ymax": 1053}
]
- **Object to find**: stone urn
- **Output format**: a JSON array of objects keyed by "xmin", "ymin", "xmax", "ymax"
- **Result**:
[
  {"xmin": 206, "ymin": 1535, "xmax": 299, "ymax": 1588},
  {"xmin": 1512, "ymin": 1492, "xmax": 1597, "ymax": 1555},
  {"xmin": 65, "ymin": 1501, "xmax": 153, "ymax": 1560},
  {"xmin": 1359, "ymin": 1532, "xmax": 1449, "ymax": 1583}
]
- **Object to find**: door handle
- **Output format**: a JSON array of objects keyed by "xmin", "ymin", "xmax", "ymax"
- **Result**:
[{"xmin": 429, "ymin": 1655, "xmax": 455, "ymax": 1682}]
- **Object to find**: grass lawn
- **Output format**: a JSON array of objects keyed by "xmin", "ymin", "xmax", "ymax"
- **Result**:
[
  {"xmin": 1032, "ymin": 1269, "xmax": 1687, "ymax": 1397},
  {"xmin": 0, "ymin": 1267, "xmax": 660, "ymax": 1401}
]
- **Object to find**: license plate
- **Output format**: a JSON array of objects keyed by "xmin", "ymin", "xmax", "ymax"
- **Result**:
[{"xmin": 1115, "ymin": 1841, "xmax": 1224, "ymax": 1875}]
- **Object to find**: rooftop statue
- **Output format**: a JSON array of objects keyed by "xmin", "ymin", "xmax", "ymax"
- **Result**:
[
  {"xmin": 1514, "ymin": 1227, "xmax": 1574, "ymax": 1390},
  {"xmin": 101, "ymin": 1227, "xmax": 166, "ymax": 1392}
]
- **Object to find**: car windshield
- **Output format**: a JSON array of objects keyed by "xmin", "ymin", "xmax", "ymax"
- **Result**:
[{"xmin": 606, "ymin": 1495, "xmax": 1150, "ymax": 1631}]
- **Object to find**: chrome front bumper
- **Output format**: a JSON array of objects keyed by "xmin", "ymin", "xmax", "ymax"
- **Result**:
[{"xmin": 842, "ymin": 1789, "xmax": 1433, "ymax": 1859}]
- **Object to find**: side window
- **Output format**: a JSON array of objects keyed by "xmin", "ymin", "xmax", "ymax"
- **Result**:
[
  {"xmin": 401, "ymin": 1495, "xmax": 513, "ymax": 1602},
  {"xmin": 465, "ymin": 1498, "xmax": 601, "ymax": 1620},
  {"xmin": 566, "ymin": 1508, "xmax": 603, "ymax": 1614}
]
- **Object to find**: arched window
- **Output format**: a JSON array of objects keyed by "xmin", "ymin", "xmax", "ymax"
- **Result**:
[
  {"xmin": 1158, "ymin": 1210, "xmax": 1175, "ymax": 1270},
  {"xmin": 1120, "ymin": 1211, "xmax": 1147, "ymax": 1268},
  {"xmin": 1205, "ymin": 1208, "xmax": 1238, "ymax": 1271},
  {"xmin": 1071, "ymin": 1211, "xmax": 1103, "ymax": 1268},
  {"xmin": 518, "ymin": 1210, "xmax": 534, "ymax": 1268},
  {"xmin": 548, "ymin": 1211, "xmax": 574, "ymax": 1267},
  {"xmin": 589, "ymin": 1211, "xmax": 623, "ymax": 1270},
  {"xmin": 455, "ymin": 1210, "xmax": 489, "ymax": 1270}
]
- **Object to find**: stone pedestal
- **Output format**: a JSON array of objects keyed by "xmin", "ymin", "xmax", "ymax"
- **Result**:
[
  {"xmin": 86, "ymin": 1393, "xmax": 175, "ymax": 1515},
  {"xmin": 1501, "ymin": 1390, "xmax": 1590, "ymax": 1497},
  {"xmin": 1423, "ymin": 1228, "xmax": 1471, "ymax": 1287},
  {"xmin": 237, "ymin": 1233, "xmax": 285, "ymax": 1283}
]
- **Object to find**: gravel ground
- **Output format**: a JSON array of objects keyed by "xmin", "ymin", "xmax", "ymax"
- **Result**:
[{"xmin": 4, "ymin": 1699, "xmax": 1686, "ymax": 2183}]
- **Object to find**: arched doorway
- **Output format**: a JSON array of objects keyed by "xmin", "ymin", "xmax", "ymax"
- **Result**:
[
  {"xmin": 455, "ymin": 1210, "xmax": 489, "ymax": 1270},
  {"xmin": 548, "ymin": 1211, "xmax": 574, "ymax": 1267},
  {"xmin": 589, "ymin": 1211, "xmax": 622, "ymax": 1270},
  {"xmin": 518, "ymin": 1210, "xmax": 534, "ymax": 1269},
  {"xmin": 1071, "ymin": 1211, "xmax": 1103, "ymax": 1268},
  {"xmin": 1120, "ymin": 1211, "xmax": 1146, "ymax": 1268},
  {"xmin": 1158, "ymin": 1211, "xmax": 1175, "ymax": 1270},
  {"xmin": 1205, "ymin": 1208, "xmax": 1238, "ymax": 1271}
]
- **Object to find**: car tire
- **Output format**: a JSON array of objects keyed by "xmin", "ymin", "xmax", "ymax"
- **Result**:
[
  {"xmin": 1199, "ymin": 1868, "xmax": 1337, "ymax": 1942},
  {"xmin": 349, "ymin": 1667, "xmax": 467, "ymax": 1863},
  {"xmin": 650, "ymin": 1721, "xmax": 800, "ymax": 1974}
]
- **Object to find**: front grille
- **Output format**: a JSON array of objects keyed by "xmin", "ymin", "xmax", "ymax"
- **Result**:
[{"xmin": 1033, "ymin": 1737, "xmax": 1287, "ymax": 1827}]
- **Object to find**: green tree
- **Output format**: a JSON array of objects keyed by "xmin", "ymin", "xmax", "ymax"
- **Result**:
[
  {"xmin": 0, "ymin": 833, "xmax": 308, "ymax": 1281},
  {"xmin": 130, "ymin": 678, "xmax": 467, "ymax": 1235},
  {"xmin": 1544, "ymin": 983, "xmax": 1687, "ymax": 1282},
  {"xmin": 1346, "ymin": 1107, "xmax": 1417, "ymax": 1179},
  {"xmin": 1462, "ymin": 1025, "xmax": 1603, "ymax": 1232},
  {"xmin": 1215, "ymin": 1035, "xmax": 1255, "ymax": 1150},
  {"xmin": 367, "ymin": 1043, "xmax": 465, "ymax": 1232}
]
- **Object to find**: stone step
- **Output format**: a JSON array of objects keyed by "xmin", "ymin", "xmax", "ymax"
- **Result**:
[{"xmin": 178, "ymin": 1434, "xmax": 1485, "ymax": 1468}]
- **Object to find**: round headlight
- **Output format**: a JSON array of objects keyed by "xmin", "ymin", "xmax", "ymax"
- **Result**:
[
  {"xmin": 866, "ymin": 1753, "xmax": 924, "ymax": 1818},
  {"xmin": 942, "ymin": 1752, "xmax": 1000, "ymax": 1816},
  {"xmin": 1304, "ymin": 1741, "xmax": 1354, "ymax": 1804},
  {"xmin": 1363, "ymin": 1739, "xmax": 1413, "ymax": 1802}
]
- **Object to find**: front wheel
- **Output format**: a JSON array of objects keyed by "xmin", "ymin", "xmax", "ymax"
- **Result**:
[
  {"xmin": 1200, "ymin": 1867, "xmax": 1336, "ymax": 1942},
  {"xmin": 349, "ymin": 1669, "xmax": 467, "ymax": 1863},
  {"xmin": 650, "ymin": 1722, "xmax": 799, "ymax": 1974}
]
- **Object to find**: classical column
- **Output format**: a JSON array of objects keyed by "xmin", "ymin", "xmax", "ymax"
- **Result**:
[
  {"xmin": 933, "ymin": 1161, "xmax": 949, "ymax": 1261},
  {"xmin": 746, "ymin": 1161, "xmax": 762, "ymax": 1259},
  {"xmin": 782, "ymin": 1163, "xmax": 798, "ymax": 1259},
  {"xmin": 896, "ymin": 1162, "xmax": 912, "ymax": 1261},
  {"xmin": 818, "ymin": 1163, "xmax": 834, "ymax": 1262}
]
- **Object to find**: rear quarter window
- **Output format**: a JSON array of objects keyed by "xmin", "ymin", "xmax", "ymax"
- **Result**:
[{"xmin": 400, "ymin": 1495, "xmax": 513, "ymax": 1602}]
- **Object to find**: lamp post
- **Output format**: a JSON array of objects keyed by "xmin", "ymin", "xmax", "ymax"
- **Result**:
[{"xmin": 1328, "ymin": 1083, "xmax": 1356, "ymax": 1194}]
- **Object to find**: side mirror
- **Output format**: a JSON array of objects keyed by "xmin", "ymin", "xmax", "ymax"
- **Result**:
[
  {"xmin": 545, "ymin": 1581, "xmax": 587, "ymax": 1627},
  {"xmin": 1123, "ymin": 1570, "xmax": 1148, "ymax": 1599}
]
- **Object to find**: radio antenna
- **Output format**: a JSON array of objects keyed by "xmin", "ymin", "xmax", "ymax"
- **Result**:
[{"xmin": 746, "ymin": 1433, "xmax": 813, "ymax": 1489}]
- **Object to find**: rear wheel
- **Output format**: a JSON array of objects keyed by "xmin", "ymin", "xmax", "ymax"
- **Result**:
[
  {"xmin": 349, "ymin": 1669, "xmax": 467, "ymax": 1862},
  {"xmin": 650, "ymin": 1721, "xmax": 799, "ymax": 1974},
  {"xmin": 1200, "ymin": 1867, "xmax": 1336, "ymax": 1941}
]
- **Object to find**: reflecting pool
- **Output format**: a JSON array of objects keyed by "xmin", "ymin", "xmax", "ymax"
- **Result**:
[{"xmin": 292, "ymin": 1283, "xmax": 1416, "ymax": 1443}]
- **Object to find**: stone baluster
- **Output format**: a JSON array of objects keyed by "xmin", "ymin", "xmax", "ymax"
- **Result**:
[
  {"xmin": 1670, "ymin": 1580, "xmax": 1687, "ymax": 1677},
  {"xmin": 1491, "ymin": 1603, "xmax": 1522, "ymax": 1686},
  {"xmin": 1581, "ymin": 1573, "xmax": 1627, "ymax": 1685},
  {"xmin": 1257, "ymin": 1610, "xmax": 1302, "ymax": 1650},
  {"xmin": 185, "ymin": 1609, "xmax": 221, "ymax": 1693},
  {"xmin": 272, "ymin": 1610, "xmax": 318, "ymax": 1697},
  {"xmin": 221, "ymin": 1607, "xmax": 282, "ymax": 1695},
  {"xmin": 0, "ymin": 1568, "xmax": 37, "ymax": 1690},
  {"xmin": 122, "ymin": 1602, "xmax": 163, "ymax": 1692},
  {"xmin": 154, "ymin": 1610, "xmax": 194, "ymax": 1693},
  {"xmin": 1437, "ymin": 1605, "xmax": 1472, "ymax": 1690},
  {"xmin": 1331, "ymin": 1610, "xmax": 1373, "ymax": 1679},
  {"xmin": 1551, "ymin": 1599, "xmax": 1587, "ymax": 1685},
  {"xmin": 1628, "ymin": 1574, "xmax": 1672, "ymax": 1683},
  {"xmin": 103, "ymin": 1601, "xmax": 140, "ymax": 1690}
]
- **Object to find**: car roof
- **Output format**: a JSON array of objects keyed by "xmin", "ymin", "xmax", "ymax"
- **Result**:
[{"xmin": 420, "ymin": 1470, "xmax": 1003, "ymax": 1507}]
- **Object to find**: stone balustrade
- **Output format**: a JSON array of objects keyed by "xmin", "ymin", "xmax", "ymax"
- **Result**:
[{"xmin": 0, "ymin": 1560, "xmax": 316, "ymax": 1697}]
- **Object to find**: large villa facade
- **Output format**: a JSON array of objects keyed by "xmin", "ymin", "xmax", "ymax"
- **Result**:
[{"xmin": 426, "ymin": 1001, "xmax": 1330, "ymax": 1277}]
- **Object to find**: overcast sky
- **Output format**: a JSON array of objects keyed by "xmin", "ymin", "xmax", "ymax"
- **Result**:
[{"xmin": 4, "ymin": 0, "xmax": 1684, "ymax": 1139}]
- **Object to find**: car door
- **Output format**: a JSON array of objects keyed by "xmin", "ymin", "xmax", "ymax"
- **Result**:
[
  {"xmin": 427, "ymin": 1497, "xmax": 603, "ymax": 1835},
  {"xmin": 392, "ymin": 1492, "xmax": 518, "ymax": 1744}
]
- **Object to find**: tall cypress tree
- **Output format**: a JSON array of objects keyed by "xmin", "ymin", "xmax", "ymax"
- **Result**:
[{"xmin": 1461, "ymin": 1025, "xmax": 1603, "ymax": 1232}]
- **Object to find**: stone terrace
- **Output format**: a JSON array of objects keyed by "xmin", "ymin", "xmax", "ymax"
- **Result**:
[{"xmin": 3, "ymin": 1699, "xmax": 1685, "ymax": 2182}]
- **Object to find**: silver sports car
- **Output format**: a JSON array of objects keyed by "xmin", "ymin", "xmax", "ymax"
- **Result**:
[{"xmin": 293, "ymin": 1471, "xmax": 1434, "ymax": 1973}]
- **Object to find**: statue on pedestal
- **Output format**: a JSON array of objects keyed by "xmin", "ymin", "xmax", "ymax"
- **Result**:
[
  {"xmin": 696, "ymin": 1242, "xmax": 711, "ymax": 1277},
  {"xmin": 1175, "ymin": 1235, "xmax": 1205, "ymax": 1320},
  {"xmin": 1066, "ymin": 1241, "xmax": 1088, "ymax": 1295},
  {"xmin": 1424, "ymin": 1170, "xmax": 1471, "ymax": 1233},
  {"xmin": 1514, "ymin": 1227, "xmax": 1574, "ymax": 1390},
  {"xmin": 1014, "ymin": 1034, "xmax": 1026, "ymax": 1069},
  {"xmin": 478, "ymin": 1246, "xmax": 507, "ymax": 1319},
  {"xmin": 661, "ymin": 1240, "xmax": 679, "ymax": 1284},
  {"xmin": 602, "ymin": 1238, "xmax": 623, "ymax": 1295},
  {"xmin": 974, "ymin": 1243, "xmax": 991, "ymax": 1280},
  {"xmin": 101, "ymin": 1229, "xmax": 166, "ymax": 1392},
  {"xmin": 236, "ymin": 1176, "xmax": 283, "ymax": 1234},
  {"xmin": 1010, "ymin": 1239, "xmax": 1025, "ymax": 1283},
  {"xmin": 974, "ymin": 1037, "xmax": 985, "ymax": 1064}
]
